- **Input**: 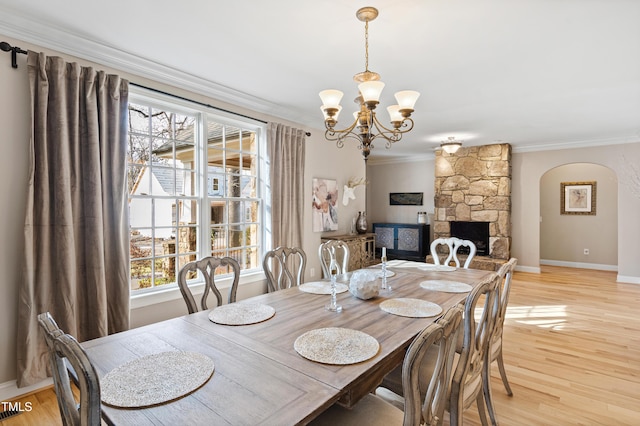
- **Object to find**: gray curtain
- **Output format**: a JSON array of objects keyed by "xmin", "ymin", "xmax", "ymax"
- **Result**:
[
  {"xmin": 267, "ymin": 123, "xmax": 306, "ymax": 249},
  {"xmin": 17, "ymin": 51, "xmax": 130, "ymax": 387}
]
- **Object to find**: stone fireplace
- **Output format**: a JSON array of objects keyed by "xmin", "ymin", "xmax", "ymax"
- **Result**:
[{"xmin": 433, "ymin": 143, "xmax": 511, "ymax": 262}]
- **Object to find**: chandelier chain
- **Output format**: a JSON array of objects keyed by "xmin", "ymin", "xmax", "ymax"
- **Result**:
[{"xmin": 364, "ymin": 20, "xmax": 369, "ymax": 72}]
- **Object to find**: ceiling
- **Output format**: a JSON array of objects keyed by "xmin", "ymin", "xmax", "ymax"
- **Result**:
[{"xmin": 1, "ymin": 0, "xmax": 639, "ymax": 160}]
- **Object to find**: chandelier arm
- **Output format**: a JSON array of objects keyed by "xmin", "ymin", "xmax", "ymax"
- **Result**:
[
  {"xmin": 324, "ymin": 119, "xmax": 360, "ymax": 141},
  {"xmin": 324, "ymin": 118, "xmax": 365, "ymax": 149},
  {"xmin": 369, "ymin": 115, "xmax": 415, "ymax": 148}
]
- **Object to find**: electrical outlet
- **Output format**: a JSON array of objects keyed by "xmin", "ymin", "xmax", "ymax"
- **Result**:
[
  {"xmin": 584, "ymin": 248, "xmax": 589, "ymax": 255},
  {"xmin": 310, "ymin": 267, "xmax": 315, "ymax": 277}
]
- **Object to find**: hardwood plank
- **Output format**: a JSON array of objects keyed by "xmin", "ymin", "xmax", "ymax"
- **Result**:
[{"xmin": 457, "ymin": 266, "xmax": 640, "ymax": 426}]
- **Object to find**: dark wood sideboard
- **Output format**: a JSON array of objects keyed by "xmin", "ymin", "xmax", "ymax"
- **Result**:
[{"xmin": 373, "ymin": 223, "xmax": 430, "ymax": 261}]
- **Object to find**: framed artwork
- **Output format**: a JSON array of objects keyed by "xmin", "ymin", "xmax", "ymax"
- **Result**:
[
  {"xmin": 389, "ymin": 192, "xmax": 423, "ymax": 206},
  {"xmin": 561, "ymin": 181, "xmax": 596, "ymax": 215},
  {"xmin": 312, "ymin": 178, "xmax": 339, "ymax": 232}
]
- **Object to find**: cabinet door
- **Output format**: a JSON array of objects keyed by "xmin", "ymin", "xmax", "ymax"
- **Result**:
[{"xmin": 374, "ymin": 225, "xmax": 395, "ymax": 250}]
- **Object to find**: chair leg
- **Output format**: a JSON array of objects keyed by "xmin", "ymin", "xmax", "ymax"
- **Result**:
[
  {"xmin": 496, "ymin": 350, "xmax": 513, "ymax": 396},
  {"xmin": 475, "ymin": 393, "xmax": 490, "ymax": 426},
  {"xmin": 482, "ymin": 364, "xmax": 499, "ymax": 426},
  {"xmin": 449, "ymin": 383, "xmax": 464, "ymax": 426}
]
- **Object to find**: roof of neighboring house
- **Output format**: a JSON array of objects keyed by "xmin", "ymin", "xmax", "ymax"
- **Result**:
[{"xmin": 153, "ymin": 165, "xmax": 184, "ymax": 195}]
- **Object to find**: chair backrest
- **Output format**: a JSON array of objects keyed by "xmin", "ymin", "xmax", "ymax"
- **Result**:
[
  {"xmin": 402, "ymin": 304, "xmax": 464, "ymax": 426},
  {"xmin": 37, "ymin": 312, "xmax": 101, "ymax": 426},
  {"xmin": 318, "ymin": 240, "xmax": 350, "ymax": 278},
  {"xmin": 429, "ymin": 237, "xmax": 477, "ymax": 268},
  {"xmin": 263, "ymin": 246, "xmax": 307, "ymax": 292},
  {"xmin": 450, "ymin": 272, "xmax": 500, "ymax": 415},
  {"xmin": 493, "ymin": 257, "xmax": 518, "ymax": 344},
  {"xmin": 178, "ymin": 256, "xmax": 240, "ymax": 314}
]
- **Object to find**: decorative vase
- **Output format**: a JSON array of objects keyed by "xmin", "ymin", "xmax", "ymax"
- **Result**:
[{"xmin": 356, "ymin": 211, "xmax": 368, "ymax": 234}]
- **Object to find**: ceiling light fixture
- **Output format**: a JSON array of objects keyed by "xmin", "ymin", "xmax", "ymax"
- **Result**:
[
  {"xmin": 440, "ymin": 136, "xmax": 463, "ymax": 154},
  {"xmin": 319, "ymin": 7, "xmax": 420, "ymax": 161}
]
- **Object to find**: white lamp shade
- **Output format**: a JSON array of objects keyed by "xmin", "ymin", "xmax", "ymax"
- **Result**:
[
  {"xmin": 321, "ymin": 105, "xmax": 342, "ymax": 121},
  {"xmin": 441, "ymin": 142, "xmax": 461, "ymax": 154},
  {"xmin": 394, "ymin": 90, "xmax": 420, "ymax": 110},
  {"xmin": 386, "ymin": 105, "xmax": 403, "ymax": 123},
  {"xmin": 358, "ymin": 81, "xmax": 385, "ymax": 103},
  {"xmin": 319, "ymin": 89, "xmax": 344, "ymax": 108}
]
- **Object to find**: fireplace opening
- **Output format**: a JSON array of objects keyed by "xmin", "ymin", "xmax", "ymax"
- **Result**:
[{"xmin": 450, "ymin": 221, "xmax": 490, "ymax": 256}]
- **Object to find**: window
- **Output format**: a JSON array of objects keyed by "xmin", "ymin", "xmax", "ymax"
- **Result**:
[{"xmin": 127, "ymin": 91, "xmax": 265, "ymax": 293}]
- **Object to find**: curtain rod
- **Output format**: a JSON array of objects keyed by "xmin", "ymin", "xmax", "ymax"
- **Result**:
[
  {"xmin": 0, "ymin": 41, "xmax": 27, "ymax": 68},
  {"xmin": 131, "ymin": 82, "xmax": 311, "ymax": 136}
]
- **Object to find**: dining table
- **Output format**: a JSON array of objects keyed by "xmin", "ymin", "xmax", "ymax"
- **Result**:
[{"xmin": 82, "ymin": 260, "xmax": 494, "ymax": 425}]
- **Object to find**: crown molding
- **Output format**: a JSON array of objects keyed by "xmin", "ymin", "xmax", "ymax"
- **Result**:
[
  {"xmin": 0, "ymin": 7, "xmax": 306, "ymax": 124},
  {"xmin": 366, "ymin": 152, "xmax": 435, "ymax": 166},
  {"xmin": 512, "ymin": 135, "xmax": 640, "ymax": 153}
]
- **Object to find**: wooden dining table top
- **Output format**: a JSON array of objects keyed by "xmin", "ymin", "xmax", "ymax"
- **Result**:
[{"xmin": 82, "ymin": 264, "xmax": 493, "ymax": 425}]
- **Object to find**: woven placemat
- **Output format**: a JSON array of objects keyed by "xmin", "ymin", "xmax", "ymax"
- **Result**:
[
  {"xmin": 420, "ymin": 279, "xmax": 472, "ymax": 293},
  {"xmin": 294, "ymin": 327, "xmax": 379, "ymax": 365},
  {"xmin": 208, "ymin": 302, "xmax": 275, "ymax": 325},
  {"xmin": 101, "ymin": 351, "xmax": 214, "ymax": 408},
  {"xmin": 418, "ymin": 264, "xmax": 457, "ymax": 272},
  {"xmin": 380, "ymin": 298, "xmax": 443, "ymax": 318},
  {"xmin": 299, "ymin": 281, "xmax": 349, "ymax": 295}
]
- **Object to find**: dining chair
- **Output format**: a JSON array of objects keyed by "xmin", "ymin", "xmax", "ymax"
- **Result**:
[
  {"xmin": 177, "ymin": 256, "xmax": 240, "ymax": 314},
  {"xmin": 449, "ymin": 271, "xmax": 501, "ymax": 426},
  {"xmin": 429, "ymin": 237, "xmax": 477, "ymax": 269},
  {"xmin": 262, "ymin": 246, "xmax": 307, "ymax": 292},
  {"xmin": 318, "ymin": 240, "xmax": 350, "ymax": 278},
  {"xmin": 37, "ymin": 312, "xmax": 101, "ymax": 426},
  {"xmin": 308, "ymin": 304, "xmax": 464, "ymax": 426},
  {"xmin": 486, "ymin": 257, "xmax": 518, "ymax": 399}
]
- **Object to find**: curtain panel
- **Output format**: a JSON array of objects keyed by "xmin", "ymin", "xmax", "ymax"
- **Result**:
[
  {"xmin": 17, "ymin": 52, "xmax": 130, "ymax": 387},
  {"xmin": 266, "ymin": 123, "xmax": 306, "ymax": 249}
]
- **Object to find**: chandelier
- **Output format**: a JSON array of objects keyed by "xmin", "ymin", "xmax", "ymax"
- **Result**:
[{"xmin": 319, "ymin": 7, "xmax": 420, "ymax": 160}]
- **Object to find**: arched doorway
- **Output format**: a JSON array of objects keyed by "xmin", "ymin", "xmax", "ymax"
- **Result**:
[{"xmin": 539, "ymin": 163, "xmax": 618, "ymax": 270}]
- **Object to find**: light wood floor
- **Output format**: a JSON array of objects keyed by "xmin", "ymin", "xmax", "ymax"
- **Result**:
[{"xmin": 2, "ymin": 266, "xmax": 639, "ymax": 425}]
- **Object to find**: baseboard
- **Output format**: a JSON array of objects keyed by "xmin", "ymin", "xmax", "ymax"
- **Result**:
[
  {"xmin": 515, "ymin": 265, "xmax": 541, "ymax": 274},
  {"xmin": 539, "ymin": 259, "xmax": 618, "ymax": 271},
  {"xmin": 0, "ymin": 378, "xmax": 52, "ymax": 402},
  {"xmin": 617, "ymin": 275, "xmax": 640, "ymax": 285}
]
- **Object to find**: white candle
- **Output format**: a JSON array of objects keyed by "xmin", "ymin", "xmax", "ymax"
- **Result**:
[{"xmin": 381, "ymin": 247, "xmax": 386, "ymax": 258}]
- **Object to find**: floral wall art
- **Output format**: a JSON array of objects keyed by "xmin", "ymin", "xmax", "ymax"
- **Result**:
[{"xmin": 312, "ymin": 178, "xmax": 339, "ymax": 232}]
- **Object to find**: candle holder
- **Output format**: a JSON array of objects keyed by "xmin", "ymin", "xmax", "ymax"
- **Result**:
[
  {"xmin": 325, "ymin": 258, "xmax": 342, "ymax": 312},
  {"xmin": 380, "ymin": 255, "xmax": 391, "ymax": 291}
]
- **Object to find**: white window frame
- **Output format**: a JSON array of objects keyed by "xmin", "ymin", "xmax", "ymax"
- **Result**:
[{"xmin": 128, "ymin": 88, "xmax": 268, "ymax": 308}]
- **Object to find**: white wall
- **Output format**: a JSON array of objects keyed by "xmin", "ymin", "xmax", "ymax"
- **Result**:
[
  {"xmin": 540, "ymin": 163, "xmax": 618, "ymax": 268},
  {"xmin": 0, "ymin": 33, "xmax": 364, "ymax": 394},
  {"xmin": 366, "ymin": 156, "xmax": 436, "ymax": 228},
  {"xmin": 512, "ymin": 143, "xmax": 640, "ymax": 280},
  {"xmin": 303, "ymin": 142, "xmax": 367, "ymax": 280}
]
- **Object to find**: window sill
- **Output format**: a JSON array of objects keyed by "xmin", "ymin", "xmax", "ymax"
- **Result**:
[{"xmin": 130, "ymin": 270, "xmax": 266, "ymax": 310}]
